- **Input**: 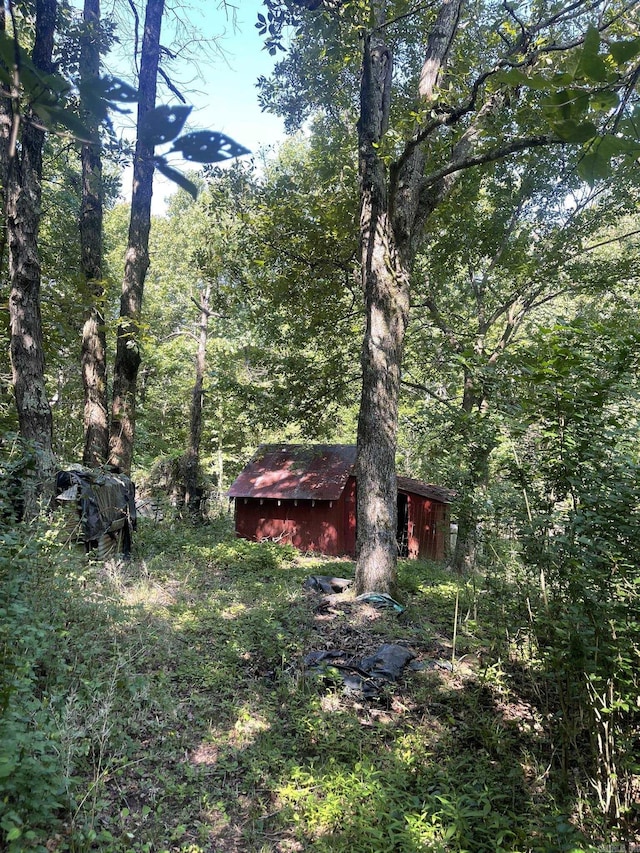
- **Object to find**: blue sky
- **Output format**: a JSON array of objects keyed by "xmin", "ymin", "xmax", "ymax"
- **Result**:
[
  {"xmin": 107, "ymin": 0, "xmax": 288, "ymax": 212},
  {"xmin": 178, "ymin": 1, "xmax": 287, "ymax": 156}
]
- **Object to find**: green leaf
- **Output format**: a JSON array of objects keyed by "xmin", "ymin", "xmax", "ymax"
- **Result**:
[
  {"xmin": 153, "ymin": 157, "xmax": 199, "ymax": 198},
  {"xmin": 0, "ymin": 761, "xmax": 17, "ymax": 778},
  {"xmin": 581, "ymin": 25, "xmax": 601, "ymax": 56},
  {"xmin": 140, "ymin": 105, "xmax": 193, "ymax": 147},
  {"xmin": 27, "ymin": 70, "xmax": 71, "ymax": 107},
  {"xmin": 495, "ymin": 68, "xmax": 529, "ymax": 86},
  {"xmin": 542, "ymin": 89, "xmax": 589, "ymax": 121},
  {"xmin": 0, "ymin": 29, "xmax": 14, "ymax": 66},
  {"xmin": 552, "ymin": 120, "xmax": 597, "ymax": 143},
  {"xmin": 578, "ymin": 149, "xmax": 612, "ymax": 184},
  {"xmin": 170, "ymin": 130, "xmax": 250, "ymax": 163},
  {"xmin": 574, "ymin": 26, "xmax": 609, "ymax": 82},
  {"xmin": 550, "ymin": 72, "xmax": 575, "ymax": 87},
  {"xmin": 619, "ymin": 120, "xmax": 640, "ymax": 143},
  {"xmin": 596, "ymin": 133, "xmax": 640, "ymax": 157},
  {"xmin": 78, "ymin": 75, "xmax": 138, "ymax": 123},
  {"xmin": 619, "ymin": 103, "xmax": 640, "ymax": 132},
  {"xmin": 496, "ymin": 69, "xmax": 559, "ymax": 91},
  {"xmin": 609, "ymin": 37, "xmax": 640, "ymax": 66},
  {"xmin": 589, "ymin": 89, "xmax": 619, "ymax": 112},
  {"xmin": 0, "ymin": 31, "xmax": 30, "ymax": 79},
  {"xmin": 525, "ymin": 73, "xmax": 557, "ymax": 91}
]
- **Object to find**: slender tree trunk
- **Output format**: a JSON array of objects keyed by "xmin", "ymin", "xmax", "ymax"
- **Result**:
[
  {"xmin": 216, "ymin": 439, "xmax": 224, "ymax": 509},
  {"xmin": 109, "ymin": 0, "xmax": 164, "ymax": 474},
  {"xmin": 183, "ymin": 283, "xmax": 210, "ymax": 516},
  {"xmin": 7, "ymin": 0, "xmax": 57, "ymax": 515},
  {"xmin": 451, "ymin": 376, "xmax": 493, "ymax": 572},
  {"xmin": 80, "ymin": 0, "xmax": 109, "ymax": 467}
]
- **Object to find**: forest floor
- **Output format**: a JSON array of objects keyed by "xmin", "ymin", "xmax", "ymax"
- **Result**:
[{"xmin": 3, "ymin": 518, "xmax": 620, "ymax": 852}]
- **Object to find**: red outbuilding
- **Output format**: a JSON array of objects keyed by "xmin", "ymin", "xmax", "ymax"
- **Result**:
[{"xmin": 227, "ymin": 444, "xmax": 453, "ymax": 561}]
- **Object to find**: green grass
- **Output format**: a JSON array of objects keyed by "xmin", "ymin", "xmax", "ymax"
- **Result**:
[{"xmin": 0, "ymin": 518, "xmax": 616, "ymax": 852}]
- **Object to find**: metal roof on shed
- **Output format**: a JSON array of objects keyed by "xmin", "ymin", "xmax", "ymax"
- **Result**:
[
  {"xmin": 228, "ymin": 444, "xmax": 454, "ymax": 504},
  {"xmin": 228, "ymin": 444, "xmax": 357, "ymax": 501},
  {"xmin": 397, "ymin": 476, "xmax": 454, "ymax": 504}
]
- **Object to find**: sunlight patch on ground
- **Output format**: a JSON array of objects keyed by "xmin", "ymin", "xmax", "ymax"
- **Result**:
[
  {"xmin": 232, "ymin": 706, "xmax": 271, "ymax": 741},
  {"xmin": 320, "ymin": 693, "xmax": 342, "ymax": 712},
  {"xmin": 190, "ymin": 741, "xmax": 219, "ymax": 766},
  {"xmin": 352, "ymin": 602, "xmax": 387, "ymax": 623},
  {"xmin": 122, "ymin": 579, "xmax": 178, "ymax": 608},
  {"xmin": 172, "ymin": 609, "xmax": 200, "ymax": 629},
  {"xmin": 221, "ymin": 602, "xmax": 247, "ymax": 619}
]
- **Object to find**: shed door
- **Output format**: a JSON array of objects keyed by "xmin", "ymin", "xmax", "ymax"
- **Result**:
[{"xmin": 397, "ymin": 493, "xmax": 409, "ymax": 558}]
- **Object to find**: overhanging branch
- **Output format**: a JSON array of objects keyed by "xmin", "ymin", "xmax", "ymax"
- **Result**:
[
  {"xmin": 402, "ymin": 378, "xmax": 460, "ymax": 411},
  {"xmin": 422, "ymin": 134, "xmax": 559, "ymax": 190}
]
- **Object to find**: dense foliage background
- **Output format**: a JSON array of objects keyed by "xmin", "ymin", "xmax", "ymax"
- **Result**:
[{"xmin": 1, "ymin": 0, "xmax": 639, "ymax": 849}]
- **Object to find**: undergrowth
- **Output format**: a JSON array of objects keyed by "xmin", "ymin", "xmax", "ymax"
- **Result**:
[{"xmin": 0, "ymin": 516, "xmax": 634, "ymax": 852}]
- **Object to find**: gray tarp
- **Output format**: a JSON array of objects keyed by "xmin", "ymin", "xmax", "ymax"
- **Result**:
[
  {"xmin": 302, "ymin": 576, "xmax": 353, "ymax": 594},
  {"xmin": 303, "ymin": 644, "xmax": 416, "ymax": 696}
]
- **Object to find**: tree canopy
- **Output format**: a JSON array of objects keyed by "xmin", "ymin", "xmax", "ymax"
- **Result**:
[
  {"xmin": 256, "ymin": 0, "xmax": 640, "ymax": 593},
  {"xmin": 1, "ymin": 1, "xmax": 640, "ymax": 842}
]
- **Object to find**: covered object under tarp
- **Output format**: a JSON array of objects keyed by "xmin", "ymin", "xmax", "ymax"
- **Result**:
[
  {"xmin": 228, "ymin": 444, "xmax": 453, "ymax": 561},
  {"xmin": 56, "ymin": 468, "xmax": 136, "ymax": 558}
]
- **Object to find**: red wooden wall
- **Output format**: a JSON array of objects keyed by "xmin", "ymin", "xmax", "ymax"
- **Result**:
[
  {"xmin": 405, "ymin": 492, "xmax": 450, "ymax": 561},
  {"xmin": 234, "ymin": 476, "xmax": 449, "ymax": 561},
  {"xmin": 234, "ymin": 491, "xmax": 351, "ymax": 556}
]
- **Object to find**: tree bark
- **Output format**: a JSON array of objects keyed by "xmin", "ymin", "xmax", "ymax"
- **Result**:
[
  {"xmin": 109, "ymin": 0, "xmax": 164, "ymax": 474},
  {"xmin": 183, "ymin": 283, "xmax": 210, "ymax": 516},
  {"xmin": 354, "ymin": 19, "xmax": 408, "ymax": 596},
  {"xmin": 80, "ymin": 0, "xmax": 109, "ymax": 467},
  {"xmin": 0, "ymin": 4, "xmax": 11, "ymax": 276},
  {"xmin": 7, "ymin": 0, "xmax": 57, "ymax": 514},
  {"xmin": 354, "ymin": 0, "xmax": 464, "ymax": 595},
  {"xmin": 450, "ymin": 374, "xmax": 493, "ymax": 573}
]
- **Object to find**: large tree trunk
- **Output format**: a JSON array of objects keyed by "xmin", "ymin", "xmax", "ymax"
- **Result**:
[
  {"xmin": 354, "ymin": 0, "xmax": 463, "ymax": 594},
  {"xmin": 183, "ymin": 283, "xmax": 210, "ymax": 516},
  {"xmin": 80, "ymin": 0, "xmax": 109, "ymax": 467},
  {"xmin": 0, "ymin": 5, "xmax": 11, "ymax": 275},
  {"xmin": 354, "ymin": 22, "xmax": 409, "ymax": 596},
  {"xmin": 7, "ymin": 0, "xmax": 57, "ymax": 515},
  {"xmin": 109, "ymin": 0, "xmax": 164, "ymax": 474}
]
